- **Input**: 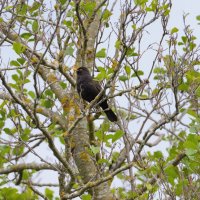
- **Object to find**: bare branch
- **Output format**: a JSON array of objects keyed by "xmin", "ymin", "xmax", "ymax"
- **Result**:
[{"xmin": 0, "ymin": 163, "xmax": 56, "ymax": 174}]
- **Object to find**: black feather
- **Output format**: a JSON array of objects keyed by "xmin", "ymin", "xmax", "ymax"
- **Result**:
[{"xmin": 76, "ymin": 67, "xmax": 117, "ymax": 122}]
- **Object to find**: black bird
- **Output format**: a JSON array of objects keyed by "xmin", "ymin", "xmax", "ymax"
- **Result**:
[{"xmin": 76, "ymin": 67, "xmax": 117, "ymax": 122}]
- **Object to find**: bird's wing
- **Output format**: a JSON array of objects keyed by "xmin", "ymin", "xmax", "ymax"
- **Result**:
[{"xmin": 92, "ymin": 80, "xmax": 102, "ymax": 92}]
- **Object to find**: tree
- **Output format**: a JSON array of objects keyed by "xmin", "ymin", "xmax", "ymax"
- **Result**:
[{"xmin": 0, "ymin": 0, "xmax": 200, "ymax": 199}]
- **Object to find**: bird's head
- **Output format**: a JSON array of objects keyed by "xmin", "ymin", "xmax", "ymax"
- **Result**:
[{"xmin": 76, "ymin": 67, "xmax": 90, "ymax": 76}]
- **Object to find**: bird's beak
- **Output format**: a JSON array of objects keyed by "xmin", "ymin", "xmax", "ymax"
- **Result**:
[{"xmin": 72, "ymin": 65, "xmax": 79, "ymax": 72}]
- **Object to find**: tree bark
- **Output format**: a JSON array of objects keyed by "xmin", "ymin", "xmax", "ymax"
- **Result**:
[{"xmin": 70, "ymin": 0, "xmax": 115, "ymax": 199}]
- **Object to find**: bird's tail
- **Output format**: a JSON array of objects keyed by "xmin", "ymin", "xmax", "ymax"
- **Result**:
[
  {"xmin": 104, "ymin": 109, "xmax": 118, "ymax": 122},
  {"xmin": 100, "ymin": 101, "xmax": 118, "ymax": 122}
]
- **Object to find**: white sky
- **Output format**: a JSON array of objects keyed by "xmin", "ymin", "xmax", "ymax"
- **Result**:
[{"xmin": 1, "ymin": 0, "xmax": 200, "ymax": 199}]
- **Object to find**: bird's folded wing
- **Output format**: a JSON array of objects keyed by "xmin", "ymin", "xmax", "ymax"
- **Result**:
[{"xmin": 92, "ymin": 80, "xmax": 102, "ymax": 92}]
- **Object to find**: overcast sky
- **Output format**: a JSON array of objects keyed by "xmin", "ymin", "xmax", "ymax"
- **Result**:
[{"xmin": 2, "ymin": 0, "xmax": 200, "ymax": 199}]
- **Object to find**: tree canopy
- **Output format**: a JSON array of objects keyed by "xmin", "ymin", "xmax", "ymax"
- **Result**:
[{"xmin": 0, "ymin": 0, "xmax": 200, "ymax": 199}]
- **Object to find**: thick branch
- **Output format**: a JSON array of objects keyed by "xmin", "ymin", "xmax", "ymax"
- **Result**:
[{"xmin": 0, "ymin": 163, "xmax": 56, "ymax": 174}]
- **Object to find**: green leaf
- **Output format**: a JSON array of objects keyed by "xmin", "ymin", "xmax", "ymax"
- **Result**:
[
  {"xmin": 0, "ymin": 146, "xmax": 10, "ymax": 156},
  {"xmin": 95, "ymin": 122, "xmax": 110, "ymax": 142},
  {"xmin": 12, "ymin": 74, "xmax": 19, "ymax": 82},
  {"xmin": 146, "ymin": 6, "xmax": 153, "ymax": 12},
  {"xmin": 45, "ymin": 188, "xmax": 54, "ymax": 200},
  {"xmin": 82, "ymin": 2, "xmax": 96, "ymax": 15},
  {"xmin": 16, "ymin": 4, "xmax": 27, "ymax": 15},
  {"xmin": 0, "ymin": 109, "xmax": 6, "ymax": 119},
  {"xmin": 196, "ymin": 15, "xmax": 200, "ymax": 21},
  {"xmin": 116, "ymin": 172, "xmax": 124, "ymax": 180},
  {"xmin": 132, "ymin": 24, "xmax": 137, "ymax": 30},
  {"xmin": 175, "ymin": 181, "xmax": 184, "ymax": 196},
  {"xmin": 115, "ymin": 40, "xmax": 121, "ymax": 49},
  {"xmin": 181, "ymin": 36, "xmax": 187, "ymax": 44},
  {"xmin": 17, "ymin": 58, "xmax": 26, "ymax": 65},
  {"xmin": 164, "ymin": 165, "xmax": 179, "ymax": 185},
  {"xmin": 124, "ymin": 65, "xmax": 131, "ymax": 76},
  {"xmin": 95, "ymin": 130, "xmax": 103, "ymax": 140},
  {"xmin": 13, "ymin": 42, "xmax": 26, "ymax": 54},
  {"xmin": 191, "ymin": 36, "xmax": 197, "ymax": 41},
  {"xmin": 95, "ymin": 73, "xmax": 105, "ymax": 81},
  {"xmin": 171, "ymin": 27, "xmax": 179, "ymax": 34},
  {"xmin": 3, "ymin": 128, "xmax": 16, "ymax": 135},
  {"xmin": 105, "ymin": 22, "xmax": 109, "ymax": 28},
  {"xmin": 17, "ymin": 69, "xmax": 23, "ymax": 78},
  {"xmin": 102, "ymin": 9, "xmax": 112, "ymax": 21},
  {"xmin": 178, "ymin": 83, "xmax": 189, "ymax": 91},
  {"xmin": 82, "ymin": 194, "xmax": 92, "ymax": 200},
  {"xmin": 126, "ymin": 47, "xmax": 138, "ymax": 57},
  {"xmin": 10, "ymin": 60, "xmax": 20, "ymax": 67},
  {"xmin": 60, "ymin": 82, "xmax": 67, "ymax": 89},
  {"xmin": 195, "ymin": 86, "xmax": 200, "ymax": 97},
  {"xmin": 21, "ymin": 32, "xmax": 32, "ymax": 40},
  {"xmin": 29, "ymin": 1, "xmax": 41, "ymax": 13},
  {"xmin": 65, "ymin": 46, "xmax": 74, "ymax": 56},
  {"xmin": 146, "ymin": 183, "xmax": 153, "ymax": 190},
  {"xmin": 184, "ymin": 134, "xmax": 199, "ymax": 149},
  {"xmin": 24, "ymin": 79, "xmax": 30, "ymax": 84},
  {"xmin": 21, "ymin": 129, "xmax": 29, "ymax": 141},
  {"xmin": 107, "ymin": 67, "xmax": 114, "ymax": 75},
  {"xmin": 184, "ymin": 134, "xmax": 199, "ymax": 156},
  {"xmin": 9, "ymin": 83, "xmax": 18, "ymax": 90},
  {"xmin": 32, "ymin": 20, "xmax": 39, "ymax": 33},
  {"xmin": 41, "ymin": 99, "xmax": 54, "ymax": 108},
  {"xmin": 101, "ymin": 122, "xmax": 110, "ymax": 132},
  {"xmin": 0, "ymin": 188, "xmax": 20, "ymax": 200},
  {"xmin": 134, "ymin": 0, "xmax": 148, "ymax": 6},
  {"xmin": 164, "ymin": 9, "xmax": 170, "ymax": 16},
  {"xmin": 105, "ymin": 134, "xmax": 113, "ymax": 141},
  {"xmin": 90, "ymin": 146, "xmax": 100, "ymax": 155},
  {"xmin": 178, "ymin": 42, "xmax": 183, "ymax": 46},
  {"xmin": 0, "ymin": 120, "xmax": 5, "ymax": 128},
  {"xmin": 63, "ymin": 20, "xmax": 72, "ymax": 28},
  {"xmin": 97, "ymin": 66, "xmax": 106, "ymax": 73},
  {"xmin": 185, "ymin": 148, "xmax": 197, "ymax": 156},
  {"xmin": 96, "ymin": 48, "xmax": 106, "ymax": 58},
  {"xmin": 13, "ymin": 149, "xmax": 25, "ymax": 159},
  {"xmin": 189, "ymin": 123, "xmax": 200, "ymax": 133},
  {"xmin": 59, "ymin": 0, "xmax": 67, "ymax": 5},
  {"xmin": 153, "ymin": 151, "xmax": 163, "ymax": 159},
  {"xmin": 132, "ymin": 70, "xmax": 144, "ymax": 77},
  {"xmin": 112, "ymin": 130, "xmax": 124, "ymax": 143},
  {"xmin": 190, "ymin": 42, "xmax": 196, "ymax": 51},
  {"xmin": 139, "ymin": 94, "xmax": 148, "ymax": 99},
  {"xmin": 28, "ymin": 91, "xmax": 36, "ymax": 99},
  {"xmin": 3, "ymin": 128, "xmax": 12, "ymax": 135},
  {"xmin": 153, "ymin": 67, "xmax": 166, "ymax": 74},
  {"xmin": 187, "ymin": 109, "xmax": 198, "ymax": 118},
  {"xmin": 119, "ymin": 75, "xmax": 128, "ymax": 82},
  {"xmin": 97, "ymin": 158, "xmax": 110, "ymax": 165},
  {"xmin": 95, "ymin": 68, "xmax": 106, "ymax": 81},
  {"xmin": 45, "ymin": 89, "xmax": 54, "ymax": 97}
]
